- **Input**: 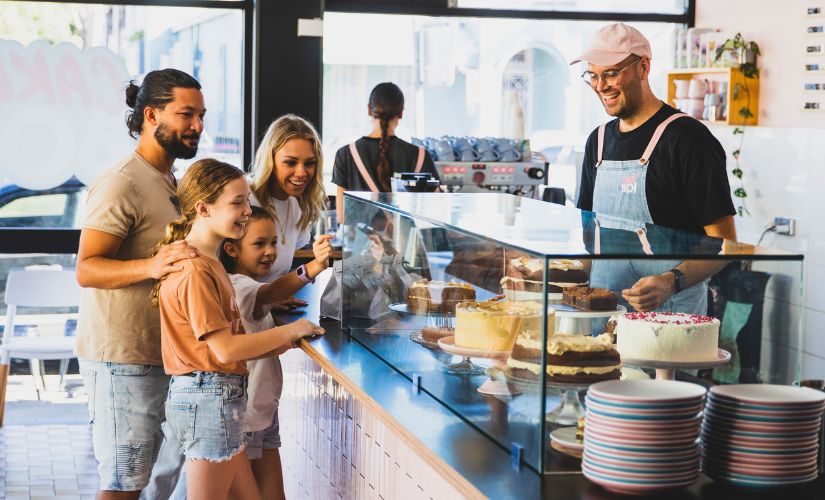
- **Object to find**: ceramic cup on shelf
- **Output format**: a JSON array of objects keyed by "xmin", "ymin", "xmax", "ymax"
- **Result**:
[
  {"xmin": 686, "ymin": 98, "xmax": 704, "ymax": 119},
  {"xmin": 674, "ymin": 79, "xmax": 690, "ymax": 99},
  {"xmin": 688, "ymin": 78, "xmax": 707, "ymax": 99},
  {"xmin": 673, "ymin": 98, "xmax": 691, "ymax": 112},
  {"xmin": 434, "ymin": 139, "xmax": 455, "ymax": 161}
]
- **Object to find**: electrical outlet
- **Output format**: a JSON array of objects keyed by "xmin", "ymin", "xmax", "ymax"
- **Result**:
[{"xmin": 773, "ymin": 216, "xmax": 796, "ymax": 236}]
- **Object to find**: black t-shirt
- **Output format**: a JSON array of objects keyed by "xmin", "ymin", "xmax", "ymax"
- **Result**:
[
  {"xmin": 332, "ymin": 136, "xmax": 438, "ymax": 191},
  {"xmin": 576, "ymin": 104, "xmax": 735, "ymax": 234}
]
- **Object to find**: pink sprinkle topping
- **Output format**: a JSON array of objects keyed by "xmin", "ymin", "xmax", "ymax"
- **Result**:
[{"xmin": 623, "ymin": 312, "xmax": 716, "ymax": 325}]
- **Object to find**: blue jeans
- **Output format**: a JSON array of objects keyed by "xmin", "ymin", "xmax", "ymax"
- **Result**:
[
  {"xmin": 165, "ymin": 372, "xmax": 248, "ymax": 462},
  {"xmin": 244, "ymin": 409, "xmax": 281, "ymax": 460},
  {"xmin": 79, "ymin": 359, "xmax": 169, "ymax": 491}
]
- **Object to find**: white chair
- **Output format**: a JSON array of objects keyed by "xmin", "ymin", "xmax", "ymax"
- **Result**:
[{"xmin": 0, "ymin": 267, "xmax": 81, "ymax": 426}]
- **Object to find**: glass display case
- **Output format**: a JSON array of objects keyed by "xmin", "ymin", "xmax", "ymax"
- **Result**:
[{"xmin": 340, "ymin": 191, "xmax": 805, "ymax": 474}]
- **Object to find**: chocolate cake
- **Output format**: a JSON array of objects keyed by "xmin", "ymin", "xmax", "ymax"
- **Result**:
[
  {"xmin": 501, "ymin": 258, "xmax": 589, "ymax": 294},
  {"xmin": 562, "ymin": 286, "xmax": 618, "ymax": 311},
  {"xmin": 507, "ymin": 333, "xmax": 622, "ymax": 384},
  {"xmin": 406, "ymin": 279, "xmax": 476, "ymax": 314}
]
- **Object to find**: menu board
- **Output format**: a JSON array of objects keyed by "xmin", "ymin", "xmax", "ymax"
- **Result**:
[{"xmin": 804, "ymin": 5, "xmax": 825, "ymax": 112}]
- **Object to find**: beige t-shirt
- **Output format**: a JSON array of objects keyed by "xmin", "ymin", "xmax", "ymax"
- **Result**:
[
  {"xmin": 75, "ymin": 152, "xmax": 180, "ymax": 365},
  {"xmin": 159, "ymin": 255, "xmax": 247, "ymax": 376}
]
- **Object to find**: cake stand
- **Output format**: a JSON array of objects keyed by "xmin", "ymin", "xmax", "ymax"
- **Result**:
[
  {"xmin": 621, "ymin": 348, "xmax": 732, "ymax": 380},
  {"xmin": 553, "ymin": 304, "xmax": 626, "ymax": 336},
  {"xmin": 507, "ymin": 372, "xmax": 591, "ymax": 426},
  {"xmin": 437, "ymin": 336, "xmax": 522, "ymax": 396},
  {"xmin": 391, "ymin": 303, "xmax": 486, "ymax": 375},
  {"xmin": 531, "ymin": 304, "xmax": 626, "ymax": 425}
]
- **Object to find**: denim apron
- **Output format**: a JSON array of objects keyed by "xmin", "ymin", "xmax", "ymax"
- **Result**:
[{"xmin": 590, "ymin": 113, "xmax": 707, "ymax": 315}]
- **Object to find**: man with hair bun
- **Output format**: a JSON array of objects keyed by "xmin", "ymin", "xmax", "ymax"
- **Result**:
[{"xmin": 75, "ymin": 68, "xmax": 203, "ymax": 499}]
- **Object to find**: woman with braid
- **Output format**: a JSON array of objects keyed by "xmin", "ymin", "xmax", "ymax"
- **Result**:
[{"xmin": 332, "ymin": 82, "xmax": 438, "ymax": 221}]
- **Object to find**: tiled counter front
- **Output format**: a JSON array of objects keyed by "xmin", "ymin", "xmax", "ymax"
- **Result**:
[{"xmin": 279, "ymin": 347, "xmax": 485, "ymax": 500}]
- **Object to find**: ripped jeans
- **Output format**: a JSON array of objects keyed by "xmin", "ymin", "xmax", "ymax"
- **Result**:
[
  {"xmin": 79, "ymin": 360, "xmax": 169, "ymax": 491},
  {"xmin": 165, "ymin": 372, "xmax": 248, "ymax": 462}
]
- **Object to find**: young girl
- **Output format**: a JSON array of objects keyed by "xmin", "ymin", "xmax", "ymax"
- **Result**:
[
  {"xmin": 331, "ymin": 82, "xmax": 438, "ymax": 220},
  {"xmin": 219, "ymin": 205, "xmax": 331, "ymax": 499},
  {"xmin": 152, "ymin": 159, "xmax": 324, "ymax": 500}
]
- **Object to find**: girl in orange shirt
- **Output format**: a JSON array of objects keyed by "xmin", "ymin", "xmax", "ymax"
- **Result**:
[{"xmin": 152, "ymin": 159, "xmax": 323, "ymax": 500}]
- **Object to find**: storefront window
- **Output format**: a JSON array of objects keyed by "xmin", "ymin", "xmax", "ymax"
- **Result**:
[
  {"xmin": 454, "ymin": 0, "xmax": 688, "ymax": 14},
  {"xmin": 0, "ymin": 1, "xmax": 245, "ymax": 205},
  {"xmin": 322, "ymin": 13, "xmax": 678, "ymax": 191}
]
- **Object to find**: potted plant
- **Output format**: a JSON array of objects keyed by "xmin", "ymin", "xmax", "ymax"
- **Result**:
[{"xmin": 715, "ymin": 33, "xmax": 761, "ymax": 216}]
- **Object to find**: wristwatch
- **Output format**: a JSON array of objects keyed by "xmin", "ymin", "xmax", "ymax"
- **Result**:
[
  {"xmin": 296, "ymin": 264, "xmax": 315, "ymax": 284},
  {"xmin": 669, "ymin": 268, "xmax": 686, "ymax": 293}
]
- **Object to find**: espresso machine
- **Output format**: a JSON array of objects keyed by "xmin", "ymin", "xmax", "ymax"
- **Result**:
[{"xmin": 434, "ymin": 159, "xmax": 548, "ymax": 197}]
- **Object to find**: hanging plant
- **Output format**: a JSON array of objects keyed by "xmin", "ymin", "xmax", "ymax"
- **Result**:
[{"xmin": 716, "ymin": 33, "xmax": 760, "ymax": 217}]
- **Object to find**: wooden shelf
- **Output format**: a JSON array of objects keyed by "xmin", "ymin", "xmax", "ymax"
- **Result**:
[{"xmin": 667, "ymin": 67, "xmax": 759, "ymax": 126}]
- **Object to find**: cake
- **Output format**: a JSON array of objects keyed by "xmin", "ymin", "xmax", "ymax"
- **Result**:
[
  {"xmin": 562, "ymin": 286, "xmax": 618, "ymax": 311},
  {"xmin": 615, "ymin": 312, "xmax": 720, "ymax": 362},
  {"xmin": 420, "ymin": 326, "xmax": 453, "ymax": 343},
  {"xmin": 500, "ymin": 258, "xmax": 589, "ymax": 296},
  {"xmin": 406, "ymin": 279, "xmax": 476, "ymax": 314},
  {"xmin": 453, "ymin": 301, "xmax": 542, "ymax": 351},
  {"xmin": 507, "ymin": 332, "xmax": 622, "ymax": 384}
]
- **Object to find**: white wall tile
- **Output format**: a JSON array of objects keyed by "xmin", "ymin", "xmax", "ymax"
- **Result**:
[
  {"xmin": 803, "ymin": 353, "xmax": 825, "ymax": 380},
  {"xmin": 805, "ymin": 308, "xmax": 825, "ymax": 359},
  {"xmin": 805, "ymin": 263, "xmax": 825, "ymax": 313}
]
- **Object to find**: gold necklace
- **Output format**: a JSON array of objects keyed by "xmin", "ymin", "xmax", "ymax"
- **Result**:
[{"xmin": 279, "ymin": 199, "xmax": 289, "ymax": 246}]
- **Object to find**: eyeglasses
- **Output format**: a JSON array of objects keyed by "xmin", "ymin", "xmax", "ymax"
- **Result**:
[{"xmin": 581, "ymin": 57, "xmax": 641, "ymax": 87}]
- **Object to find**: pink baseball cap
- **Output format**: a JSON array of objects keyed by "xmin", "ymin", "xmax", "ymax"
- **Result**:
[{"xmin": 570, "ymin": 23, "xmax": 652, "ymax": 66}]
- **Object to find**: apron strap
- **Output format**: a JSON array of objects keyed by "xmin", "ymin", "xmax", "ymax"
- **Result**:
[
  {"xmin": 348, "ymin": 142, "xmax": 380, "ymax": 193},
  {"xmin": 635, "ymin": 227, "xmax": 654, "ymax": 255},
  {"xmin": 639, "ymin": 113, "xmax": 688, "ymax": 165},
  {"xmin": 414, "ymin": 146, "xmax": 425, "ymax": 173},
  {"xmin": 595, "ymin": 123, "xmax": 606, "ymax": 168}
]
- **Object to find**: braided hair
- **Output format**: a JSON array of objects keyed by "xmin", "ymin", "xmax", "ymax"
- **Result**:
[{"xmin": 368, "ymin": 83, "xmax": 404, "ymax": 191}]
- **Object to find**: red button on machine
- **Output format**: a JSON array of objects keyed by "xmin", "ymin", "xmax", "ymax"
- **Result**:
[{"xmin": 472, "ymin": 171, "xmax": 485, "ymax": 184}]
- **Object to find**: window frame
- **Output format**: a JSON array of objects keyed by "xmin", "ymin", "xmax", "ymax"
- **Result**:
[{"xmin": 0, "ymin": 0, "xmax": 254, "ymax": 252}]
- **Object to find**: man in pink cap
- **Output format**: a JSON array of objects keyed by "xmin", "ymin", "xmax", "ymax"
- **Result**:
[{"xmin": 572, "ymin": 23, "xmax": 736, "ymax": 316}]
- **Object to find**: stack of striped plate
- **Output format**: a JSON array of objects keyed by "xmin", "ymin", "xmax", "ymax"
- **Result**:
[
  {"xmin": 582, "ymin": 380, "xmax": 707, "ymax": 495},
  {"xmin": 702, "ymin": 384, "xmax": 825, "ymax": 489}
]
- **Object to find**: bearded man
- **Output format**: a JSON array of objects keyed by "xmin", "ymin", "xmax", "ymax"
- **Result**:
[
  {"xmin": 75, "ymin": 68, "xmax": 202, "ymax": 499},
  {"xmin": 573, "ymin": 24, "xmax": 736, "ymax": 314}
]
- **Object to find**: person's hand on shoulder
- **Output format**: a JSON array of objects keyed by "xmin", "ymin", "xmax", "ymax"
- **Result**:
[{"xmin": 149, "ymin": 240, "xmax": 199, "ymax": 279}]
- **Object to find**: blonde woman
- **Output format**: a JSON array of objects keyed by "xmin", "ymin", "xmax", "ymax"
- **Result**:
[{"xmin": 250, "ymin": 114, "xmax": 328, "ymax": 290}]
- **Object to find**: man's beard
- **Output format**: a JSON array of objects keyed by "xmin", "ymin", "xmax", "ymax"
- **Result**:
[
  {"xmin": 611, "ymin": 79, "xmax": 644, "ymax": 120},
  {"xmin": 155, "ymin": 123, "xmax": 199, "ymax": 159}
]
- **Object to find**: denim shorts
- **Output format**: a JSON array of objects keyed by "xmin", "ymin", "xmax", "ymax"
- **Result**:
[
  {"xmin": 165, "ymin": 372, "xmax": 248, "ymax": 462},
  {"xmin": 79, "ymin": 359, "xmax": 170, "ymax": 491},
  {"xmin": 244, "ymin": 409, "xmax": 281, "ymax": 460}
]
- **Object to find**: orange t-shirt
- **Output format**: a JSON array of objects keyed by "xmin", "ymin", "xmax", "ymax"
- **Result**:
[{"xmin": 158, "ymin": 254, "xmax": 247, "ymax": 376}]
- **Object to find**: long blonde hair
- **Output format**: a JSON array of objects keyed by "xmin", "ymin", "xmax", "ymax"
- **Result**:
[
  {"xmin": 150, "ymin": 158, "xmax": 245, "ymax": 306},
  {"xmin": 251, "ymin": 114, "xmax": 326, "ymax": 233}
]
